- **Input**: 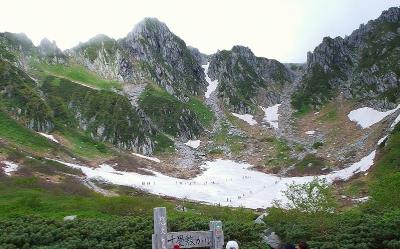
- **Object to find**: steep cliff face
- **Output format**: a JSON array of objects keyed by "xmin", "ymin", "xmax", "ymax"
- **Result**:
[
  {"xmin": 0, "ymin": 59, "xmax": 54, "ymax": 132},
  {"xmin": 66, "ymin": 35, "xmax": 126, "ymax": 81},
  {"xmin": 294, "ymin": 7, "xmax": 400, "ymax": 112},
  {"xmin": 68, "ymin": 18, "xmax": 207, "ymax": 98},
  {"xmin": 120, "ymin": 18, "xmax": 207, "ymax": 97},
  {"xmin": 41, "ymin": 76, "xmax": 158, "ymax": 154},
  {"xmin": 208, "ymin": 46, "xmax": 292, "ymax": 113},
  {"xmin": 38, "ymin": 38, "xmax": 67, "ymax": 64},
  {"xmin": 0, "ymin": 32, "xmax": 36, "ymax": 70}
]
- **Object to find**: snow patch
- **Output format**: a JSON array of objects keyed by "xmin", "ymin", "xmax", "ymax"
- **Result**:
[
  {"xmin": 131, "ymin": 153, "xmax": 161, "ymax": 163},
  {"xmin": 305, "ymin": 130, "xmax": 315, "ymax": 135},
  {"xmin": 231, "ymin": 113, "xmax": 257, "ymax": 126},
  {"xmin": 38, "ymin": 132, "xmax": 59, "ymax": 143},
  {"xmin": 52, "ymin": 150, "xmax": 376, "ymax": 209},
  {"xmin": 348, "ymin": 105, "xmax": 400, "ymax": 129},
  {"xmin": 352, "ymin": 196, "xmax": 369, "ymax": 203},
  {"xmin": 2, "ymin": 161, "xmax": 19, "ymax": 176},
  {"xmin": 377, "ymin": 135, "xmax": 388, "ymax": 146},
  {"xmin": 261, "ymin": 104, "xmax": 280, "ymax": 129},
  {"xmin": 185, "ymin": 140, "xmax": 201, "ymax": 149},
  {"xmin": 391, "ymin": 113, "xmax": 400, "ymax": 128},
  {"xmin": 202, "ymin": 63, "xmax": 219, "ymax": 98}
]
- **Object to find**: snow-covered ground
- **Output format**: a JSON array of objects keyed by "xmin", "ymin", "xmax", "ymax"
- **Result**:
[
  {"xmin": 202, "ymin": 63, "xmax": 219, "ymax": 99},
  {"xmin": 231, "ymin": 113, "xmax": 257, "ymax": 126},
  {"xmin": 261, "ymin": 104, "xmax": 280, "ymax": 129},
  {"xmin": 305, "ymin": 130, "xmax": 315, "ymax": 135},
  {"xmin": 1, "ymin": 161, "xmax": 19, "ymax": 176},
  {"xmin": 185, "ymin": 140, "xmax": 201, "ymax": 149},
  {"xmin": 377, "ymin": 135, "xmax": 388, "ymax": 145},
  {"xmin": 38, "ymin": 132, "xmax": 59, "ymax": 143},
  {"xmin": 131, "ymin": 153, "xmax": 161, "ymax": 163},
  {"xmin": 53, "ymin": 150, "xmax": 376, "ymax": 209},
  {"xmin": 348, "ymin": 105, "xmax": 400, "ymax": 129}
]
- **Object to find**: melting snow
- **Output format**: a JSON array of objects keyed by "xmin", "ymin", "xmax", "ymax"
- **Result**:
[
  {"xmin": 202, "ymin": 63, "xmax": 219, "ymax": 98},
  {"xmin": 38, "ymin": 132, "xmax": 59, "ymax": 143},
  {"xmin": 231, "ymin": 113, "xmax": 257, "ymax": 126},
  {"xmin": 1, "ymin": 161, "xmax": 19, "ymax": 176},
  {"xmin": 131, "ymin": 153, "xmax": 161, "ymax": 163},
  {"xmin": 53, "ymin": 150, "xmax": 376, "ymax": 209},
  {"xmin": 348, "ymin": 105, "xmax": 400, "ymax": 129},
  {"xmin": 305, "ymin": 130, "xmax": 315, "ymax": 135},
  {"xmin": 377, "ymin": 135, "xmax": 388, "ymax": 146},
  {"xmin": 185, "ymin": 140, "xmax": 201, "ymax": 149},
  {"xmin": 391, "ymin": 113, "xmax": 400, "ymax": 128},
  {"xmin": 261, "ymin": 104, "xmax": 281, "ymax": 129}
]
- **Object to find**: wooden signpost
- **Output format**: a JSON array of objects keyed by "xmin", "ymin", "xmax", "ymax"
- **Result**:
[{"xmin": 152, "ymin": 207, "xmax": 224, "ymax": 249}]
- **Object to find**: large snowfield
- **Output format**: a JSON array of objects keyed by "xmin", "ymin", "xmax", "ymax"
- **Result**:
[
  {"xmin": 51, "ymin": 150, "xmax": 376, "ymax": 209},
  {"xmin": 348, "ymin": 104, "xmax": 400, "ymax": 128}
]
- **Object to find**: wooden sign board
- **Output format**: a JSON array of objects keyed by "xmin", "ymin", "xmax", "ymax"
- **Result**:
[
  {"xmin": 153, "ymin": 207, "xmax": 224, "ymax": 249},
  {"xmin": 166, "ymin": 231, "xmax": 212, "ymax": 248}
]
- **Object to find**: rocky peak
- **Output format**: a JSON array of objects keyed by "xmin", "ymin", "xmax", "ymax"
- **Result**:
[
  {"xmin": 187, "ymin": 46, "xmax": 208, "ymax": 65},
  {"xmin": 38, "ymin": 38, "xmax": 65, "ymax": 63},
  {"xmin": 121, "ymin": 17, "xmax": 207, "ymax": 97},
  {"xmin": 209, "ymin": 46, "xmax": 292, "ymax": 113},
  {"xmin": 306, "ymin": 36, "xmax": 354, "ymax": 74}
]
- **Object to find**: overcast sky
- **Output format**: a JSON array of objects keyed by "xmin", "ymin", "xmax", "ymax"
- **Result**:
[{"xmin": 0, "ymin": 0, "xmax": 398, "ymax": 62}]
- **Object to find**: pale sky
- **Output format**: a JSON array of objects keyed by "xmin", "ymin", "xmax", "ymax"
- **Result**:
[{"xmin": 0, "ymin": 0, "xmax": 398, "ymax": 62}]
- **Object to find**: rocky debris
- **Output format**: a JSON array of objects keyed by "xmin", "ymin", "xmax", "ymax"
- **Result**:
[
  {"xmin": 123, "ymin": 83, "xmax": 147, "ymax": 106},
  {"xmin": 63, "ymin": 215, "xmax": 77, "ymax": 221}
]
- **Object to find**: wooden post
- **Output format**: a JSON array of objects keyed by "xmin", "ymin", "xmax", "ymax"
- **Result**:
[
  {"xmin": 210, "ymin": 221, "xmax": 224, "ymax": 249},
  {"xmin": 154, "ymin": 207, "xmax": 168, "ymax": 249}
]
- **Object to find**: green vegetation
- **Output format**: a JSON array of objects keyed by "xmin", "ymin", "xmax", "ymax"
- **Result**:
[
  {"xmin": 0, "ymin": 110, "xmax": 55, "ymax": 152},
  {"xmin": 36, "ymin": 63, "xmax": 122, "ymax": 91},
  {"xmin": 187, "ymin": 97, "xmax": 214, "ymax": 127},
  {"xmin": 0, "ymin": 168, "xmax": 264, "ymax": 248},
  {"xmin": 312, "ymin": 141, "xmax": 324, "ymax": 149},
  {"xmin": 265, "ymin": 123, "xmax": 400, "ymax": 247},
  {"xmin": 291, "ymin": 154, "xmax": 328, "ymax": 175},
  {"xmin": 292, "ymin": 65, "xmax": 337, "ymax": 115},
  {"xmin": 213, "ymin": 122, "xmax": 246, "ymax": 155},
  {"xmin": 42, "ymin": 76, "xmax": 153, "ymax": 152},
  {"xmin": 0, "ymin": 60, "xmax": 54, "ymax": 131},
  {"xmin": 264, "ymin": 138, "xmax": 294, "ymax": 171},
  {"xmin": 317, "ymin": 104, "xmax": 338, "ymax": 122},
  {"xmin": 74, "ymin": 34, "xmax": 119, "ymax": 63},
  {"xmin": 139, "ymin": 84, "xmax": 202, "ymax": 137}
]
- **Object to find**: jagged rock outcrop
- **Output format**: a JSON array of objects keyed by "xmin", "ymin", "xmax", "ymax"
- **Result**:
[
  {"xmin": 208, "ymin": 45, "xmax": 292, "ymax": 113},
  {"xmin": 0, "ymin": 32, "xmax": 36, "ymax": 70},
  {"xmin": 120, "ymin": 18, "xmax": 207, "ymax": 97},
  {"xmin": 0, "ymin": 59, "xmax": 54, "ymax": 132},
  {"xmin": 294, "ymin": 7, "xmax": 400, "ymax": 111},
  {"xmin": 38, "ymin": 38, "xmax": 66, "ymax": 64},
  {"xmin": 68, "ymin": 18, "xmax": 207, "ymax": 98},
  {"xmin": 66, "ymin": 35, "xmax": 126, "ymax": 81},
  {"xmin": 188, "ymin": 46, "xmax": 208, "ymax": 65}
]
